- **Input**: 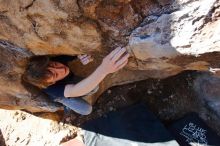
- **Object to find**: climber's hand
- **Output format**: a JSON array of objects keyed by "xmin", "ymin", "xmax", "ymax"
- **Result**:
[
  {"xmin": 99, "ymin": 47, "xmax": 130, "ymax": 75},
  {"xmin": 78, "ymin": 54, "xmax": 93, "ymax": 65}
]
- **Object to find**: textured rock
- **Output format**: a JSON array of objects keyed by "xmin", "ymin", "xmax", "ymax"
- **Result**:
[
  {"xmin": 194, "ymin": 74, "xmax": 220, "ymax": 117},
  {"xmin": 126, "ymin": 0, "xmax": 220, "ymax": 78},
  {"xmin": 0, "ymin": 41, "xmax": 62, "ymax": 112},
  {"xmin": 0, "ymin": 0, "xmax": 101, "ymax": 55},
  {"xmin": 0, "ymin": 109, "xmax": 76, "ymax": 146},
  {"xmin": 0, "ymin": 0, "xmax": 219, "ymax": 112}
]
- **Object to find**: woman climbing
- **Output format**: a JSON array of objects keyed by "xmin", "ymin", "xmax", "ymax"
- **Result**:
[{"xmin": 23, "ymin": 47, "xmax": 130, "ymax": 115}]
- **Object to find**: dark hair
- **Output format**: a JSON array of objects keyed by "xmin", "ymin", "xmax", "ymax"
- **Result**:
[{"xmin": 23, "ymin": 56, "xmax": 52, "ymax": 88}]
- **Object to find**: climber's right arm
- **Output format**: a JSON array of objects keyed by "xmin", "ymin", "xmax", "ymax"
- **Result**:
[{"xmin": 64, "ymin": 47, "xmax": 130, "ymax": 98}]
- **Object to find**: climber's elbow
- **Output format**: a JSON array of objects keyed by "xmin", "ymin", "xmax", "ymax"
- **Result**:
[
  {"xmin": 64, "ymin": 84, "xmax": 76, "ymax": 98},
  {"xmin": 64, "ymin": 84, "xmax": 85, "ymax": 98}
]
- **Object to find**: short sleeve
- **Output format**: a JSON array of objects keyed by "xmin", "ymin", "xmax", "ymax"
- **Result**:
[{"xmin": 43, "ymin": 83, "xmax": 66, "ymax": 101}]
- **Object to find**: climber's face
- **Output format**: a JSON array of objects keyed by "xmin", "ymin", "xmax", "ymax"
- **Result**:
[{"xmin": 46, "ymin": 61, "xmax": 70, "ymax": 84}]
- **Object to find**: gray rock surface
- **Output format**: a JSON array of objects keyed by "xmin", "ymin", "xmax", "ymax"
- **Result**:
[
  {"xmin": 194, "ymin": 74, "xmax": 220, "ymax": 117},
  {"xmin": 127, "ymin": 0, "xmax": 220, "ymax": 78}
]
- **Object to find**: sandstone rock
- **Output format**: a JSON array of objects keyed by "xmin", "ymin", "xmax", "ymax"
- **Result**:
[
  {"xmin": 0, "ymin": 0, "xmax": 219, "ymax": 112},
  {"xmin": 0, "ymin": 41, "xmax": 62, "ymax": 112},
  {"xmin": 0, "ymin": 0, "xmax": 102, "ymax": 55},
  {"xmin": 0, "ymin": 109, "xmax": 76, "ymax": 146},
  {"xmin": 126, "ymin": 0, "xmax": 220, "ymax": 78}
]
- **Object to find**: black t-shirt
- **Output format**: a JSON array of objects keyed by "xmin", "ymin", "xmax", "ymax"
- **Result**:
[{"xmin": 43, "ymin": 55, "xmax": 83, "ymax": 100}]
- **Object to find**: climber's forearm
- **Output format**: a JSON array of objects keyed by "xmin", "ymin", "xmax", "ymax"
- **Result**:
[
  {"xmin": 64, "ymin": 47, "xmax": 129, "ymax": 98},
  {"xmin": 64, "ymin": 66, "xmax": 107, "ymax": 98}
]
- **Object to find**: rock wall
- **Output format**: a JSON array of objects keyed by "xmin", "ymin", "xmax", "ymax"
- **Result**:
[
  {"xmin": 0, "ymin": 0, "xmax": 219, "ymax": 112},
  {"xmin": 0, "ymin": 109, "xmax": 76, "ymax": 146},
  {"xmin": 0, "ymin": 41, "xmax": 62, "ymax": 112},
  {"xmin": 127, "ymin": 0, "xmax": 220, "ymax": 78}
]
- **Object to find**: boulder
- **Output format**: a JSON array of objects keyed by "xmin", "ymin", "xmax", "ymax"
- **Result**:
[
  {"xmin": 0, "ymin": 0, "xmax": 219, "ymax": 112},
  {"xmin": 0, "ymin": 109, "xmax": 76, "ymax": 146}
]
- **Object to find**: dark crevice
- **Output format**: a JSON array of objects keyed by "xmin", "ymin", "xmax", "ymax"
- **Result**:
[
  {"xmin": 0, "ymin": 130, "xmax": 6, "ymax": 146},
  {"xmin": 192, "ymin": 16, "xmax": 204, "ymax": 25},
  {"xmin": 197, "ymin": 1, "xmax": 220, "ymax": 30},
  {"xmin": 76, "ymin": 0, "xmax": 84, "ymax": 15},
  {"xmin": 76, "ymin": 0, "xmax": 119, "ymax": 55},
  {"xmin": 0, "ymin": 14, "xmax": 7, "ymax": 19},
  {"xmin": 132, "ymin": 2, "xmax": 179, "ymax": 34},
  {"xmin": 24, "ymin": 0, "xmax": 36, "ymax": 10},
  {"xmin": 26, "ymin": 15, "xmax": 44, "ymax": 41},
  {"xmin": 0, "ymin": 10, "xmax": 8, "ymax": 14}
]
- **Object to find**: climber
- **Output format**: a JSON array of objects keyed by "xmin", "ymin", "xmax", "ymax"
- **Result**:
[{"xmin": 23, "ymin": 47, "xmax": 130, "ymax": 115}]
